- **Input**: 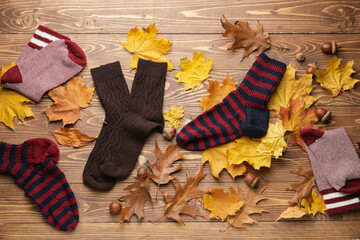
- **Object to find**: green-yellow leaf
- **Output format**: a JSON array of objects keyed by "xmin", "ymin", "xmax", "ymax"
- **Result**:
[
  {"xmin": 315, "ymin": 56, "xmax": 359, "ymax": 97},
  {"xmin": 163, "ymin": 105, "xmax": 184, "ymax": 129},
  {"xmin": 175, "ymin": 52, "xmax": 213, "ymax": 90},
  {"xmin": 202, "ymin": 141, "xmax": 246, "ymax": 179},
  {"xmin": 121, "ymin": 24, "xmax": 173, "ymax": 71},
  {"xmin": 256, "ymin": 118, "xmax": 287, "ymax": 158},
  {"xmin": 228, "ymin": 137, "xmax": 272, "ymax": 170}
]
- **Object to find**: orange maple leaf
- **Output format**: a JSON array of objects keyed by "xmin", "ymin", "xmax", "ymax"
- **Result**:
[
  {"xmin": 119, "ymin": 167, "xmax": 152, "ymax": 223},
  {"xmin": 43, "ymin": 77, "xmax": 94, "ymax": 126},
  {"xmin": 162, "ymin": 166, "xmax": 206, "ymax": 224},
  {"xmin": 287, "ymin": 167, "xmax": 315, "ymax": 207},
  {"xmin": 221, "ymin": 15, "xmax": 271, "ymax": 61}
]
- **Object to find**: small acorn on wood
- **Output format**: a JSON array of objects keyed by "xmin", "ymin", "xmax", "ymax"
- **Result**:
[
  {"xmin": 244, "ymin": 172, "xmax": 260, "ymax": 189},
  {"xmin": 109, "ymin": 201, "xmax": 122, "ymax": 214},
  {"xmin": 296, "ymin": 53, "xmax": 305, "ymax": 62},
  {"xmin": 321, "ymin": 41, "xmax": 339, "ymax": 54},
  {"xmin": 163, "ymin": 126, "xmax": 176, "ymax": 140},
  {"xmin": 306, "ymin": 62, "xmax": 318, "ymax": 75},
  {"xmin": 315, "ymin": 107, "xmax": 332, "ymax": 123}
]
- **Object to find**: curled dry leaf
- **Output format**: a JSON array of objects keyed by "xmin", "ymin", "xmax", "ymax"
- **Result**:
[
  {"xmin": 288, "ymin": 167, "xmax": 315, "ymax": 207},
  {"xmin": 52, "ymin": 128, "xmax": 97, "ymax": 147},
  {"xmin": 227, "ymin": 183, "xmax": 268, "ymax": 228},
  {"xmin": 44, "ymin": 77, "xmax": 95, "ymax": 126},
  {"xmin": 119, "ymin": 167, "xmax": 152, "ymax": 223},
  {"xmin": 162, "ymin": 166, "xmax": 206, "ymax": 224},
  {"xmin": 221, "ymin": 15, "xmax": 271, "ymax": 61},
  {"xmin": 276, "ymin": 205, "xmax": 308, "ymax": 222},
  {"xmin": 175, "ymin": 52, "xmax": 213, "ymax": 91}
]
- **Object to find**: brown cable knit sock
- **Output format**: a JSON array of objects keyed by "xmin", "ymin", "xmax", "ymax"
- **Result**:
[{"xmin": 82, "ymin": 59, "xmax": 167, "ymax": 190}]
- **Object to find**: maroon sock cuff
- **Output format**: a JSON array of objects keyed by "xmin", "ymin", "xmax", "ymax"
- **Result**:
[{"xmin": 300, "ymin": 128, "xmax": 324, "ymax": 146}]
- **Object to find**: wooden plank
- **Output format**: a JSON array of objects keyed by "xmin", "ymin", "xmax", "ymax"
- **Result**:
[
  {"xmin": 0, "ymin": 0, "xmax": 359, "ymax": 34},
  {"xmin": 1, "ymin": 221, "xmax": 360, "ymax": 239}
]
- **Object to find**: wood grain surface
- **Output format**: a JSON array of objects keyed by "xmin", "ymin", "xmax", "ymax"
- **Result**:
[{"xmin": 1, "ymin": 0, "xmax": 360, "ymax": 239}]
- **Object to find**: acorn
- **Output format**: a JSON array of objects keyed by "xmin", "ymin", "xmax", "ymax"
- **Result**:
[
  {"xmin": 109, "ymin": 201, "xmax": 122, "ymax": 214},
  {"xmin": 321, "ymin": 41, "xmax": 338, "ymax": 54},
  {"xmin": 244, "ymin": 172, "xmax": 260, "ymax": 189},
  {"xmin": 315, "ymin": 107, "xmax": 332, "ymax": 123},
  {"xmin": 306, "ymin": 62, "xmax": 318, "ymax": 75},
  {"xmin": 137, "ymin": 166, "xmax": 148, "ymax": 177},
  {"xmin": 163, "ymin": 126, "xmax": 176, "ymax": 140},
  {"xmin": 296, "ymin": 53, "xmax": 305, "ymax": 62}
]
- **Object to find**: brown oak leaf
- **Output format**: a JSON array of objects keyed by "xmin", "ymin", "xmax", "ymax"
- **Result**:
[
  {"xmin": 52, "ymin": 128, "xmax": 97, "ymax": 147},
  {"xmin": 288, "ymin": 167, "xmax": 315, "ymax": 207},
  {"xmin": 162, "ymin": 166, "xmax": 206, "ymax": 224},
  {"xmin": 147, "ymin": 141, "xmax": 185, "ymax": 199},
  {"xmin": 119, "ymin": 167, "xmax": 152, "ymax": 223},
  {"xmin": 221, "ymin": 15, "xmax": 271, "ymax": 61},
  {"xmin": 227, "ymin": 183, "xmax": 268, "ymax": 228},
  {"xmin": 44, "ymin": 77, "xmax": 95, "ymax": 126}
]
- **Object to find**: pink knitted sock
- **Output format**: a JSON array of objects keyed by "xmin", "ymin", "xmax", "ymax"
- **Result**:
[
  {"xmin": 301, "ymin": 128, "xmax": 360, "ymax": 215},
  {"xmin": 1, "ymin": 25, "xmax": 70, "ymax": 84},
  {"xmin": 1, "ymin": 39, "xmax": 86, "ymax": 102}
]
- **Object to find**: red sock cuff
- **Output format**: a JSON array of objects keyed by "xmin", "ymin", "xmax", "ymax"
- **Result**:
[
  {"xmin": 28, "ymin": 25, "xmax": 70, "ymax": 50},
  {"xmin": 65, "ymin": 39, "xmax": 87, "ymax": 67},
  {"xmin": 300, "ymin": 128, "xmax": 324, "ymax": 146}
]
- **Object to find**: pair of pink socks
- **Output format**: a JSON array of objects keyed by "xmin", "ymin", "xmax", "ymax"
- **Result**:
[
  {"xmin": 301, "ymin": 128, "xmax": 360, "ymax": 215},
  {"xmin": 1, "ymin": 25, "xmax": 86, "ymax": 102}
]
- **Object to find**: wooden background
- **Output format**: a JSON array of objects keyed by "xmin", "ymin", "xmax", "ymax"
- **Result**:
[{"xmin": 1, "ymin": 0, "xmax": 360, "ymax": 239}]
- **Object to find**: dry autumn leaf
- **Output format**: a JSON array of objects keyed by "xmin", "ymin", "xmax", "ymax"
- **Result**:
[
  {"xmin": 315, "ymin": 56, "xmax": 359, "ymax": 97},
  {"xmin": 0, "ymin": 87, "xmax": 34, "ymax": 130},
  {"xmin": 279, "ymin": 99, "xmax": 319, "ymax": 150},
  {"xmin": 256, "ymin": 118, "xmax": 287, "ymax": 158},
  {"xmin": 119, "ymin": 167, "xmax": 152, "ymax": 223},
  {"xmin": 148, "ymin": 141, "xmax": 185, "ymax": 198},
  {"xmin": 44, "ymin": 77, "xmax": 95, "ymax": 126},
  {"xmin": 203, "ymin": 187, "xmax": 244, "ymax": 221},
  {"xmin": 202, "ymin": 141, "xmax": 247, "ymax": 179},
  {"xmin": 268, "ymin": 65, "xmax": 317, "ymax": 113},
  {"xmin": 162, "ymin": 166, "xmax": 206, "ymax": 224},
  {"xmin": 175, "ymin": 52, "xmax": 213, "ymax": 90},
  {"xmin": 288, "ymin": 167, "xmax": 315, "ymax": 207},
  {"xmin": 301, "ymin": 190, "xmax": 326, "ymax": 216},
  {"xmin": 163, "ymin": 105, "xmax": 184, "ymax": 129},
  {"xmin": 221, "ymin": 15, "xmax": 271, "ymax": 61},
  {"xmin": 228, "ymin": 183, "xmax": 268, "ymax": 228},
  {"xmin": 0, "ymin": 62, "xmax": 16, "ymax": 80},
  {"xmin": 52, "ymin": 128, "xmax": 97, "ymax": 147},
  {"xmin": 276, "ymin": 205, "xmax": 308, "ymax": 221},
  {"xmin": 228, "ymin": 136, "xmax": 272, "ymax": 170},
  {"xmin": 200, "ymin": 75, "xmax": 237, "ymax": 111},
  {"xmin": 121, "ymin": 24, "xmax": 173, "ymax": 71}
]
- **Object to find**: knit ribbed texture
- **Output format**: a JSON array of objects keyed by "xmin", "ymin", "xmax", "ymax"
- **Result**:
[
  {"xmin": 83, "ymin": 59, "xmax": 167, "ymax": 190},
  {"xmin": 300, "ymin": 128, "xmax": 360, "ymax": 215},
  {"xmin": 0, "ymin": 138, "xmax": 79, "ymax": 231},
  {"xmin": 1, "ymin": 26, "xmax": 86, "ymax": 102},
  {"xmin": 176, "ymin": 53, "xmax": 286, "ymax": 150}
]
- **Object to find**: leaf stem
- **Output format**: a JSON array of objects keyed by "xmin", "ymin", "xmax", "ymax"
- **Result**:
[
  {"xmin": 277, "ymin": 157, "xmax": 302, "ymax": 166},
  {"xmin": 102, "ymin": 28, "xmax": 122, "ymax": 43}
]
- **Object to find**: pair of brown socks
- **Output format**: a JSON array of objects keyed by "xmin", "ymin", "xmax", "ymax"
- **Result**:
[{"xmin": 83, "ymin": 59, "xmax": 167, "ymax": 190}]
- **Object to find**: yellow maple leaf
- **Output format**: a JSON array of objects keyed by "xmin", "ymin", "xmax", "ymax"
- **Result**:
[
  {"xmin": 268, "ymin": 65, "xmax": 317, "ymax": 113},
  {"xmin": 276, "ymin": 205, "xmax": 308, "ymax": 221},
  {"xmin": 256, "ymin": 118, "xmax": 287, "ymax": 158},
  {"xmin": 203, "ymin": 187, "xmax": 244, "ymax": 221},
  {"xmin": 163, "ymin": 105, "xmax": 184, "ymax": 129},
  {"xmin": 228, "ymin": 136, "xmax": 272, "ymax": 170},
  {"xmin": 202, "ymin": 141, "xmax": 246, "ymax": 179},
  {"xmin": 301, "ymin": 190, "xmax": 326, "ymax": 216},
  {"xmin": 200, "ymin": 75, "xmax": 237, "ymax": 111},
  {"xmin": 0, "ymin": 62, "xmax": 16, "ymax": 80},
  {"xmin": 121, "ymin": 24, "xmax": 173, "ymax": 71},
  {"xmin": 315, "ymin": 56, "xmax": 359, "ymax": 97},
  {"xmin": 43, "ymin": 77, "xmax": 95, "ymax": 126},
  {"xmin": 175, "ymin": 52, "xmax": 213, "ymax": 90}
]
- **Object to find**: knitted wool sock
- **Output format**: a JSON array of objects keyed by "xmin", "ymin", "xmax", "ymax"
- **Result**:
[
  {"xmin": 1, "ymin": 28, "xmax": 86, "ymax": 102},
  {"xmin": 0, "ymin": 138, "xmax": 79, "ymax": 231},
  {"xmin": 176, "ymin": 53, "xmax": 286, "ymax": 150},
  {"xmin": 300, "ymin": 128, "xmax": 360, "ymax": 215},
  {"xmin": 1, "ymin": 25, "xmax": 70, "ymax": 84},
  {"xmin": 83, "ymin": 59, "xmax": 167, "ymax": 190}
]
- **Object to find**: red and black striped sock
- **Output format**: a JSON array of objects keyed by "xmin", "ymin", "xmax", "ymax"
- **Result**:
[
  {"xmin": 0, "ymin": 138, "xmax": 79, "ymax": 231},
  {"xmin": 176, "ymin": 53, "xmax": 286, "ymax": 150}
]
